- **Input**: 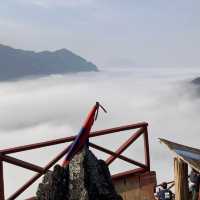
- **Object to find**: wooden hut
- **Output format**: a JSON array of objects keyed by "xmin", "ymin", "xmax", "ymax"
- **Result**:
[{"xmin": 159, "ymin": 138, "xmax": 200, "ymax": 200}]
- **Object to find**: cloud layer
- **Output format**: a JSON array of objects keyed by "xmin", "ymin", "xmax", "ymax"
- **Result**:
[{"xmin": 1, "ymin": 67, "xmax": 200, "ymax": 198}]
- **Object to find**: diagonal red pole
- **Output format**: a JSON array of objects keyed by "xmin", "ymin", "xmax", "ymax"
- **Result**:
[
  {"xmin": 89, "ymin": 142, "xmax": 147, "ymax": 169},
  {"xmin": 7, "ymin": 145, "xmax": 71, "ymax": 200},
  {"xmin": 106, "ymin": 127, "xmax": 144, "ymax": 165},
  {"xmin": 1, "ymin": 155, "xmax": 44, "ymax": 174}
]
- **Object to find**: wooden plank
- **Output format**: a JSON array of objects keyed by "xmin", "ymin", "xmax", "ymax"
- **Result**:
[
  {"xmin": 144, "ymin": 127, "xmax": 150, "ymax": 170},
  {"xmin": 199, "ymin": 185, "xmax": 200, "ymax": 200},
  {"xmin": 113, "ymin": 171, "xmax": 156, "ymax": 200},
  {"xmin": 174, "ymin": 157, "xmax": 189, "ymax": 200}
]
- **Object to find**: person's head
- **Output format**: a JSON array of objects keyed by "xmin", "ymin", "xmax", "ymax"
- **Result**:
[{"xmin": 161, "ymin": 182, "xmax": 167, "ymax": 189}]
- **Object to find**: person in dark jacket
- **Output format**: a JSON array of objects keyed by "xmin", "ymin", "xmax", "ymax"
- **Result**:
[
  {"xmin": 156, "ymin": 182, "xmax": 173, "ymax": 200},
  {"xmin": 190, "ymin": 168, "xmax": 200, "ymax": 200}
]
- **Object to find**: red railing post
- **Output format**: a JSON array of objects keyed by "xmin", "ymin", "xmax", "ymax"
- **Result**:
[
  {"xmin": 144, "ymin": 126, "xmax": 150, "ymax": 170},
  {"xmin": 106, "ymin": 127, "xmax": 144, "ymax": 165},
  {"xmin": 0, "ymin": 156, "xmax": 5, "ymax": 200},
  {"xmin": 0, "ymin": 122, "xmax": 149, "ymax": 199}
]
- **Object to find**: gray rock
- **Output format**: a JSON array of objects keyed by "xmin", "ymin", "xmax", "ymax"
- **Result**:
[
  {"xmin": 69, "ymin": 147, "xmax": 88, "ymax": 200},
  {"xmin": 85, "ymin": 149, "xmax": 123, "ymax": 200},
  {"xmin": 36, "ymin": 165, "xmax": 69, "ymax": 200},
  {"xmin": 36, "ymin": 147, "xmax": 122, "ymax": 200}
]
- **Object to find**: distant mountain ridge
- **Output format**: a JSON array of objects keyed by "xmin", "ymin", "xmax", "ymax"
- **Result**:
[
  {"xmin": 0, "ymin": 44, "xmax": 98, "ymax": 81},
  {"xmin": 191, "ymin": 77, "xmax": 200, "ymax": 85}
]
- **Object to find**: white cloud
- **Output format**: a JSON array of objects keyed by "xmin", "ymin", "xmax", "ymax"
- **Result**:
[{"xmin": 1, "ymin": 67, "xmax": 200, "ymax": 198}]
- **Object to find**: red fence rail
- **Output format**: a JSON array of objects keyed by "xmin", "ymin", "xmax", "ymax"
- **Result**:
[{"xmin": 0, "ymin": 122, "xmax": 150, "ymax": 200}]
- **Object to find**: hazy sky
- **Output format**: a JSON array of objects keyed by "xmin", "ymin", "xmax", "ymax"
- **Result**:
[
  {"xmin": 1, "ymin": 2, "xmax": 200, "ymax": 198},
  {"xmin": 1, "ymin": 67, "xmax": 200, "ymax": 198},
  {"xmin": 0, "ymin": 0, "xmax": 200, "ymax": 67}
]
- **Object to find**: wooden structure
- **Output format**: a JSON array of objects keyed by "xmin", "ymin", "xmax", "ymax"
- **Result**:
[
  {"xmin": 159, "ymin": 138, "xmax": 200, "ymax": 200},
  {"xmin": 0, "ymin": 122, "xmax": 156, "ymax": 200},
  {"xmin": 174, "ymin": 157, "xmax": 189, "ymax": 200},
  {"xmin": 113, "ymin": 171, "xmax": 156, "ymax": 200}
]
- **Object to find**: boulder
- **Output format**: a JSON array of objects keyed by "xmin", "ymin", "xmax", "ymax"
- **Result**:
[{"xmin": 36, "ymin": 148, "xmax": 122, "ymax": 200}]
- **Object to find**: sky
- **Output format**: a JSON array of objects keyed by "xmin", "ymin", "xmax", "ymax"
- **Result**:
[
  {"xmin": 1, "ymin": 1, "xmax": 200, "ymax": 199},
  {"xmin": 0, "ymin": 0, "xmax": 200, "ymax": 68}
]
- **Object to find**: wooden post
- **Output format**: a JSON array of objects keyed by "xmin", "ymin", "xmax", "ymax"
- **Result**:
[
  {"xmin": 144, "ymin": 126, "xmax": 150, "ymax": 171},
  {"xmin": 198, "ymin": 185, "xmax": 200, "ymax": 200},
  {"xmin": 0, "ymin": 157, "xmax": 5, "ymax": 200},
  {"xmin": 174, "ymin": 157, "xmax": 189, "ymax": 200}
]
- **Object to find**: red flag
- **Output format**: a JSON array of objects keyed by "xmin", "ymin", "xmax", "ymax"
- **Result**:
[{"xmin": 62, "ymin": 102, "xmax": 106, "ymax": 167}]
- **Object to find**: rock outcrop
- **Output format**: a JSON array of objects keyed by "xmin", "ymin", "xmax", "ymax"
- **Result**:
[
  {"xmin": 36, "ymin": 148, "xmax": 122, "ymax": 200},
  {"xmin": 85, "ymin": 149, "xmax": 122, "ymax": 200},
  {"xmin": 68, "ymin": 147, "xmax": 88, "ymax": 200},
  {"xmin": 36, "ymin": 165, "xmax": 69, "ymax": 200}
]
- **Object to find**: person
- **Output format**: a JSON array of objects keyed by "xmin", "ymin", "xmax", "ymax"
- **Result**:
[
  {"xmin": 156, "ymin": 182, "xmax": 173, "ymax": 200},
  {"xmin": 189, "ymin": 168, "xmax": 200, "ymax": 200}
]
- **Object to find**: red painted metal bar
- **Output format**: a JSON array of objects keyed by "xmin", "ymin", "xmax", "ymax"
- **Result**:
[
  {"xmin": 106, "ymin": 127, "xmax": 145, "ymax": 165},
  {"xmin": 1, "ymin": 155, "xmax": 44, "ymax": 174},
  {"xmin": 3, "ymin": 122, "xmax": 149, "ymax": 199},
  {"xmin": 0, "ymin": 136, "xmax": 75, "ymax": 155},
  {"xmin": 143, "ymin": 126, "xmax": 150, "ymax": 170},
  {"xmin": 0, "ymin": 122, "xmax": 148, "ymax": 155},
  {"xmin": 89, "ymin": 142, "xmax": 147, "ymax": 169},
  {"xmin": 112, "ymin": 167, "xmax": 147, "ymax": 180},
  {"xmin": 7, "ymin": 145, "xmax": 71, "ymax": 200},
  {"xmin": 0, "ymin": 157, "xmax": 5, "ymax": 200},
  {"xmin": 90, "ymin": 122, "xmax": 148, "ymax": 138}
]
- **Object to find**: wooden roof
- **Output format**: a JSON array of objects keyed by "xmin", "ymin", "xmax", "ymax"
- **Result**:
[{"xmin": 159, "ymin": 138, "xmax": 200, "ymax": 173}]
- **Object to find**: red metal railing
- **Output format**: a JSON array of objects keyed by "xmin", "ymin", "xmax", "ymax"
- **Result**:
[{"xmin": 0, "ymin": 122, "xmax": 150, "ymax": 200}]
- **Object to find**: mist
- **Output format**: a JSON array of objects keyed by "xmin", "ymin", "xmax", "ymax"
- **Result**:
[{"xmin": 1, "ymin": 66, "xmax": 200, "ymax": 199}]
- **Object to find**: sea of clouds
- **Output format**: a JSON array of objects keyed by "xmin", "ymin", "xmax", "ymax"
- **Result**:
[{"xmin": 1, "ymin": 67, "xmax": 200, "ymax": 198}]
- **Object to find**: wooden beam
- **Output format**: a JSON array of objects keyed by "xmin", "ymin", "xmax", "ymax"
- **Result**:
[
  {"xmin": 143, "ymin": 126, "xmax": 150, "ymax": 170},
  {"xmin": 174, "ymin": 157, "xmax": 189, "ymax": 200}
]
